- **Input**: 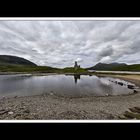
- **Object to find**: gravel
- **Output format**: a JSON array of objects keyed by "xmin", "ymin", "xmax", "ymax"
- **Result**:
[
  {"xmin": 0, "ymin": 91, "xmax": 140, "ymax": 120},
  {"xmin": 0, "ymin": 75, "xmax": 140, "ymax": 120}
]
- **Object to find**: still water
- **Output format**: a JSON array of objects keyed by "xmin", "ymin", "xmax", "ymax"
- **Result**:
[{"xmin": 0, "ymin": 74, "xmax": 139, "ymax": 98}]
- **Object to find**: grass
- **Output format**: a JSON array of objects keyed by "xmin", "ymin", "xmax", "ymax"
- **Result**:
[
  {"xmin": 109, "ymin": 64, "xmax": 140, "ymax": 71},
  {"xmin": 0, "ymin": 65, "xmax": 88, "ymax": 74},
  {"xmin": 90, "ymin": 64, "xmax": 140, "ymax": 72},
  {"xmin": 61, "ymin": 67, "xmax": 88, "ymax": 74},
  {"xmin": 0, "ymin": 65, "xmax": 59, "ymax": 73}
]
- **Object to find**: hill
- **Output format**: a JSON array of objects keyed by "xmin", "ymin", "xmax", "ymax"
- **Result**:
[
  {"xmin": 0, "ymin": 55, "xmax": 88, "ymax": 73},
  {"xmin": 0, "ymin": 55, "xmax": 60, "ymax": 73},
  {"xmin": 87, "ymin": 62, "xmax": 140, "ymax": 71},
  {"xmin": 0, "ymin": 55, "xmax": 37, "ymax": 66}
]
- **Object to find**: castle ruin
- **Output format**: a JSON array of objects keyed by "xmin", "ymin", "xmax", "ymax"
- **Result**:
[{"xmin": 74, "ymin": 61, "xmax": 80, "ymax": 70}]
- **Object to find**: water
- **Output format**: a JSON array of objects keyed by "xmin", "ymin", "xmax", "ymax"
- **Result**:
[{"xmin": 0, "ymin": 74, "xmax": 139, "ymax": 98}]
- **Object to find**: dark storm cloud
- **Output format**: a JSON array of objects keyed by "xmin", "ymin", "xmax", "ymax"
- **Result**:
[
  {"xmin": 0, "ymin": 20, "xmax": 140, "ymax": 67},
  {"xmin": 98, "ymin": 45, "xmax": 114, "ymax": 58}
]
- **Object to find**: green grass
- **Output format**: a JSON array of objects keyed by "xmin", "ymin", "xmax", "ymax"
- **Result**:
[
  {"xmin": 90, "ymin": 64, "xmax": 140, "ymax": 72},
  {"xmin": 114, "ymin": 64, "xmax": 140, "ymax": 71},
  {"xmin": 0, "ymin": 65, "xmax": 88, "ymax": 74},
  {"xmin": 0, "ymin": 65, "xmax": 60, "ymax": 73},
  {"xmin": 61, "ymin": 67, "xmax": 88, "ymax": 73}
]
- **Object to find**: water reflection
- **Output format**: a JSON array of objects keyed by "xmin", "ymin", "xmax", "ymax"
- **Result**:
[
  {"xmin": 0, "ymin": 74, "xmax": 139, "ymax": 98},
  {"xmin": 74, "ymin": 74, "xmax": 80, "ymax": 84}
]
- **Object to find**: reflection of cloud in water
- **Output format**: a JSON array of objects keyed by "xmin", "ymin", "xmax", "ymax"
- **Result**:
[
  {"xmin": 99, "ymin": 78, "xmax": 110, "ymax": 85},
  {"xmin": 98, "ymin": 79, "xmax": 113, "ymax": 95},
  {"xmin": 0, "ymin": 74, "xmax": 137, "ymax": 97},
  {"xmin": 0, "ymin": 74, "xmax": 32, "ymax": 82}
]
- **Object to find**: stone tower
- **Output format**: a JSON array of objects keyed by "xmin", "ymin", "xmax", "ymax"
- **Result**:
[{"xmin": 74, "ymin": 61, "xmax": 80, "ymax": 70}]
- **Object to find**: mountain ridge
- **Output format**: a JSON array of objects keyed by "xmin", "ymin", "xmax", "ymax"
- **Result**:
[
  {"xmin": 0, "ymin": 55, "xmax": 37, "ymax": 66},
  {"xmin": 87, "ymin": 62, "xmax": 140, "ymax": 71}
]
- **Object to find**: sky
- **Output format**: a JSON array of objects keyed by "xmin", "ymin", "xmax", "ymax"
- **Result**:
[{"xmin": 0, "ymin": 20, "xmax": 140, "ymax": 68}]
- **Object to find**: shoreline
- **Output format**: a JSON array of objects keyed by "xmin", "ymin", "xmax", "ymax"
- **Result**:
[
  {"xmin": 0, "ymin": 73, "xmax": 140, "ymax": 120},
  {"xmin": 96, "ymin": 74, "xmax": 140, "ymax": 88},
  {"xmin": 0, "ymin": 71, "xmax": 140, "ymax": 75},
  {"xmin": 0, "ymin": 91, "xmax": 140, "ymax": 120}
]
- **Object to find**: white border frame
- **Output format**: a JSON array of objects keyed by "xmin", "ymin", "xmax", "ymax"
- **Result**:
[{"xmin": 0, "ymin": 17, "xmax": 140, "ymax": 123}]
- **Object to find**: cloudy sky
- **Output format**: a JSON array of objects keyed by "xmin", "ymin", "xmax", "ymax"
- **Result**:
[{"xmin": 0, "ymin": 20, "xmax": 140, "ymax": 68}]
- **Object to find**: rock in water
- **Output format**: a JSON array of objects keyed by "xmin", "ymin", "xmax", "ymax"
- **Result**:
[
  {"xmin": 127, "ymin": 85, "xmax": 135, "ymax": 89},
  {"xmin": 118, "ymin": 82, "xmax": 123, "ymax": 86},
  {"xmin": 134, "ymin": 90, "xmax": 137, "ymax": 93}
]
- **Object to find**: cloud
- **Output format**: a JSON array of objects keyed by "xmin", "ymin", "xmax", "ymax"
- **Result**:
[
  {"xmin": 97, "ymin": 45, "xmax": 114, "ymax": 61},
  {"xmin": 75, "ymin": 58, "xmax": 83, "ymax": 62},
  {"xmin": 0, "ymin": 20, "xmax": 140, "ymax": 67}
]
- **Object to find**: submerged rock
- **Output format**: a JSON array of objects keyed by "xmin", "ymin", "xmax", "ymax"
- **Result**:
[
  {"xmin": 127, "ymin": 85, "xmax": 135, "ymax": 89},
  {"xmin": 118, "ymin": 82, "xmax": 123, "ymax": 86},
  {"xmin": 134, "ymin": 90, "xmax": 137, "ymax": 93}
]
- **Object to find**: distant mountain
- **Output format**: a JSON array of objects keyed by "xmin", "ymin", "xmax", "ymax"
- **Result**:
[
  {"xmin": 88, "ymin": 62, "xmax": 127, "ymax": 70},
  {"xmin": 87, "ymin": 62, "xmax": 140, "ymax": 71},
  {"xmin": 0, "ymin": 55, "xmax": 37, "ymax": 66}
]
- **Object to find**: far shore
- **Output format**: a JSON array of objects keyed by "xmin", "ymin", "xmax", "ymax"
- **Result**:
[
  {"xmin": 0, "ymin": 72, "xmax": 140, "ymax": 120},
  {"xmin": 0, "ymin": 70, "xmax": 140, "ymax": 75}
]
